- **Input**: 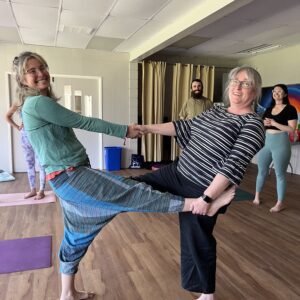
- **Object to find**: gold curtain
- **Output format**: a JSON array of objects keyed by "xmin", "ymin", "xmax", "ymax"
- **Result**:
[
  {"xmin": 170, "ymin": 63, "xmax": 194, "ymax": 160},
  {"xmin": 195, "ymin": 65, "xmax": 215, "ymax": 101},
  {"xmin": 141, "ymin": 61, "xmax": 166, "ymax": 161}
]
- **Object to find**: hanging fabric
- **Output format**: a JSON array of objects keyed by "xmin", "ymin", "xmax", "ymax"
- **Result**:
[
  {"xmin": 141, "ymin": 61, "xmax": 166, "ymax": 161},
  {"xmin": 170, "ymin": 63, "xmax": 193, "ymax": 160}
]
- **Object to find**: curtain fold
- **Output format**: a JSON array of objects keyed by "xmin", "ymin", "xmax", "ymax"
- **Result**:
[
  {"xmin": 170, "ymin": 63, "xmax": 194, "ymax": 160},
  {"xmin": 141, "ymin": 61, "xmax": 166, "ymax": 161}
]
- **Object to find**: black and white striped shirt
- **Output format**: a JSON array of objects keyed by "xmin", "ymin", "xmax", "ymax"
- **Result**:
[{"xmin": 173, "ymin": 106, "xmax": 265, "ymax": 188}]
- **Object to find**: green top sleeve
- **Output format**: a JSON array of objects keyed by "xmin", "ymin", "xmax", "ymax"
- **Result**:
[
  {"xmin": 24, "ymin": 95, "xmax": 127, "ymax": 138},
  {"xmin": 22, "ymin": 95, "xmax": 128, "ymax": 174}
]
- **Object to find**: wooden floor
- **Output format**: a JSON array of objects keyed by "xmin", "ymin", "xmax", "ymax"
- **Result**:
[{"xmin": 0, "ymin": 164, "xmax": 299, "ymax": 300}]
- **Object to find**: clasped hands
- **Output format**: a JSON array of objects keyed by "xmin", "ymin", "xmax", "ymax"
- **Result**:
[
  {"xmin": 264, "ymin": 118, "xmax": 277, "ymax": 127},
  {"xmin": 126, "ymin": 124, "xmax": 148, "ymax": 138}
]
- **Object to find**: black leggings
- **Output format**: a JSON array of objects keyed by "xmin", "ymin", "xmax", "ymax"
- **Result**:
[{"xmin": 134, "ymin": 160, "xmax": 224, "ymax": 293}]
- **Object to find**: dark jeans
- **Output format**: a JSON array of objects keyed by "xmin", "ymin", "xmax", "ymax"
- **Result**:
[{"xmin": 134, "ymin": 160, "xmax": 224, "ymax": 293}]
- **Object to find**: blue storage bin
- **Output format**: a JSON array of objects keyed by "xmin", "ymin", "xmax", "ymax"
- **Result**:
[{"xmin": 104, "ymin": 147, "xmax": 122, "ymax": 171}]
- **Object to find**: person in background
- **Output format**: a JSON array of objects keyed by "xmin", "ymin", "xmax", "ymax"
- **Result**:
[
  {"xmin": 179, "ymin": 79, "xmax": 213, "ymax": 120},
  {"xmin": 137, "ymin": 66, "xmax": 265, "ymax": 300},
  {"xmin": 13, "ymin": 51, "xmax": 234, "ymax": 300},
  {"xmin": 6, "ymin": 104, "xmax": 46, "ymax": 200},
  {"xmin": 253, "ymin": 84, "xmax": 298, "ymax": 212}
]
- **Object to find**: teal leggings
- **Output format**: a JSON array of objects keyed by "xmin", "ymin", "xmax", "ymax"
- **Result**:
[{"xmin": 256, "ymin": 132, "xmax": 291, "ymax": 201}]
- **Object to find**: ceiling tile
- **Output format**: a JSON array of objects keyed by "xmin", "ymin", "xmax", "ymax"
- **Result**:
[
  {"xmin": 10, "ymin": 0, "xmax": 60, "ymax": 7},
  {"xmin": 1, "ymin": 0, "xmax": 300, "ymax": 60},
  {"xmin": 63, "ymin": 0, "xmax": 113, "ymax": 12},
  {"xmin": 96, "ymin": 16, "xmax": 147, "ymax": 39},
  {"xmin": 56, "ymin": 31, "xmax": 91, "ymax": 48},
  {"xmin": 0, "ymin": 27, "xmax": 21, "ymax": 43},
  {"xmin": 171, "ymin": 36, "xmax": 210, "ymax": 49},
  {"xmin": 114, "ymin": 19, "xmax": 167, "ymax": 52},
  {"xmin": 12, "ymin": 3, "xmax": 57, "ymax": 28},
  {"xmin": 19, "ymin": 27, "xmax": 55, "ymax": 46},
  {"xmin": 194, "ymin": 16, "xmax": 251, "ymax": 38},
  {"xmin": 60, "ymin": 9, "xmax": 104, "ymax": 29},
  {"xmin": 111, "ymin": 0, "xmax": 168, "ymax": 19},
  {"xmin": 152, "ymin": 0, "xmax": 203, "ymax": 20},
  {"xmin": 87, "ymin": 36, "xmax": 124, "ymax": 51},
  {"xmin": 0, "ymin": 2, "xmax": 15, "ymax": 27}
]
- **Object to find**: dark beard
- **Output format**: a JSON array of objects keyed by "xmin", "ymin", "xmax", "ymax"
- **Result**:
[{"xmin": 191, "ymin": 90, "xmax": 202, "ymax": 99}]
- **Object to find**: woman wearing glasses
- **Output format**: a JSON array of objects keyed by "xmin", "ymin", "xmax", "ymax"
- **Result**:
[
  {"xmin": 137, "ymin": 66, "xmax": 265, "ymax": 300},
  {"xmin": 253, "ymin": 84, "xmax": 298, "ymax": 212}
]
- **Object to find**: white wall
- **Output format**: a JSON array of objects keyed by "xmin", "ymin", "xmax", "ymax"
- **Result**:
[
  {"xmin": 0, "ymin": 44, "xmax": 137, "ymax": 172},
  {"xmin": 238, "ymin": 43, "xmax": 300, "ymax": 86}
]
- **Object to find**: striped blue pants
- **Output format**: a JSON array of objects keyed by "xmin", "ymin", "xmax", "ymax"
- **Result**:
[{"xmin": 49, "ymin": 166, "xmax": 184, "ymax": 274}]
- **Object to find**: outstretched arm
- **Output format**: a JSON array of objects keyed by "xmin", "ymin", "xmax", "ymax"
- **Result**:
[{"xmin": 140, "ymin": 122, "xmax": 176, "ymax": 136}]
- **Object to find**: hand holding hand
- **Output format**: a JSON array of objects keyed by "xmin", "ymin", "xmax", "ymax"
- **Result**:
[
  {"xmin": 269, "ymin": 118, "xmax": 278, "ymax": 127},
  {"xmin": 126, "ymin": 124, "xmax": 142, "ymax": 139},
  {"xmin": 139, "ymin": 124, "xmax": 150, "ymax": 134}
]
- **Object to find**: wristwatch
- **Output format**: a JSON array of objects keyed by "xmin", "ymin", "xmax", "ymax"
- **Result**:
[{"xmin": 201, "ymin": 194, "xmax": 213, "ymax": 203}]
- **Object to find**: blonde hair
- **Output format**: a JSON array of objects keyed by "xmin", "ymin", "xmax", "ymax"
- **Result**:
[
  {"xmin": 13, "ymin": 51, "xmax": 58, "ymax": 107},
  {"xmin": 223, "ymin": 66, "xmax": 262, "ymax": 106}
]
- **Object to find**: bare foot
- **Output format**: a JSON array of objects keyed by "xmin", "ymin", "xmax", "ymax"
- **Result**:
[
  {"xmin": 252, "ymin": 198, "xmax": 260, "ymax": 206},
  {"xmin": 207, "ymin": 186, "xmax": 236, "ymax": 216},
  {"xmin": 197, "ymin": 293, "xmax": 214, "ymax": 300},
  {"xmin": 60, "ymin": 290, "xmax": 95, "ymax": 300},
  {"xmin": 270, "ymin": 201, "xmax": 284, "ymax": 213},
  {"xmin": 34, "ymin": 191, "xmax": 45, "ymax": 200},
  {"xmin": 24, "ymin": 190, "xmax": 37, "ymax": 199}
]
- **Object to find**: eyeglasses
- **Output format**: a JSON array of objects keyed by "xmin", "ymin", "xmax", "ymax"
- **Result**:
[
  {"xmin": 25, "ymin": 64, "xmax": 48, "ymax": 75},
  {"xmin": 230, "ymin": 79, "xmax": 252, "ymax": 89},
  {"xmin": 272, "ymin": 90, "xmax": 284, "ymax": 94}
]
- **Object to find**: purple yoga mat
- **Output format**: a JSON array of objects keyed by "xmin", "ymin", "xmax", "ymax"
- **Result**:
[{"xmin": 0, "ymin": 236, "xmax": 52, "ymax": 274}]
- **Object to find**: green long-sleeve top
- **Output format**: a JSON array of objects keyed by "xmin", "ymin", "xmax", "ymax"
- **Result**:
[{"xmin": 22, "ymin": 95, "xmax": 127, "ymax": 175}]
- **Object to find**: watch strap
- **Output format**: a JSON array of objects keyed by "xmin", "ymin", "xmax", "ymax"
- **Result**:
[{"xmin": 201, "ymin": 194, "xmax": 213, "ymax": 203}]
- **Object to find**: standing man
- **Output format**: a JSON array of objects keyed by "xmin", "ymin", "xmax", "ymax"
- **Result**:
[{"xmin": 179, "ymin": 79, "xmax": 213, "ymax": 119}]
